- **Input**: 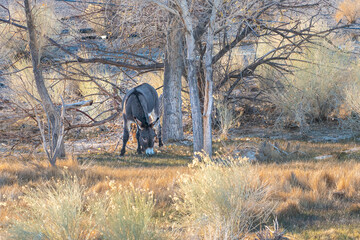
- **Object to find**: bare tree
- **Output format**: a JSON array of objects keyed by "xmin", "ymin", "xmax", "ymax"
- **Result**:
[
  {"xmin": 24, "ymin": 0, "xmax": 64, "ymax": 165},
  {"xmin": 153, "ymin": 0, "xmax": 343, "ymax": 157},
  {"xmin": 178, "ymin": 0, "xmax": 204, "ymax": 153},
  {"xmin": 163, "ymin": 16, "xmax": 184, "ymax": 142},
  {"xmin": 203, "ymin": 0, "xmax": 220, "ymax": 156}
]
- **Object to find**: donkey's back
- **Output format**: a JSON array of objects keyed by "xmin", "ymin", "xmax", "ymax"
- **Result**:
[{"xmin": 122, "ymin": 83, "xmax": 159, "ymax": 123}]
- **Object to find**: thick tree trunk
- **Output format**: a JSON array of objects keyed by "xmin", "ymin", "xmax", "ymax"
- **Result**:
[
  {"xmin": 203, "ymin": 37, "xmax": 214, "ymax": 156},
  {"xmin": 163, "ymin": 18, "xmax": 184, "ymax": 142},
  {"xmin": 180, "ymin": 0, "xmax": 204, "ymax": 153},
  {"xmin": 24, "ymin": 0, "xmax": 65, "ymax": 165},
  {"xmin": 203, "ymin": 0, "xmax": 219, "ymax": 157}
]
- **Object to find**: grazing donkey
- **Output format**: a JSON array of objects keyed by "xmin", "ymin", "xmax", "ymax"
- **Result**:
[{"xmin": 120, "ymin": 83, "xmax": 162, "ymax": 156}]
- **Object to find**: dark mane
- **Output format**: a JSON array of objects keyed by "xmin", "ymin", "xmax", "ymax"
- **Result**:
[{"xmin": 132, "ymin": 88, "xmax": 150, "ymax": 126}]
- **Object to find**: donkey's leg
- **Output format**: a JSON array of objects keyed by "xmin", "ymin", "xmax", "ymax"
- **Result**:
[
  {"xmin": 136, "ymin": 128, "xmax": 142, "ymax": 154},
  {"xmin": 158, "ymin": 123, "xmax": 163, "ymax": 147},
  {"xmin": 120, "ymin": 119, "xmax": 130, "ymax": 156}
]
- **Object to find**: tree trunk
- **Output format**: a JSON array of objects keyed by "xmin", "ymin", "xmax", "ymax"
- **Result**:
[
  {"xmin": 179, "ymin": 0, "xmax": 204, "ymax": 153},
  {"xmin": 163, "ymin": 18, "xmax": 184, "ymax": 142},
  {"xmin": 24, "ymin": 0, "xmax": 65, "ymax": 165},
  {"xmin": 203, "ymin": 0, "xmax": 219, "ymax": 157}
]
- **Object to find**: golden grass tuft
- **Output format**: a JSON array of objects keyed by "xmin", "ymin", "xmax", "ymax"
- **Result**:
[
  {"xmin": 275, "ymin": 200, "xmax": 301, "ymax": 220},
  {"xmin": 287, "ymin": 171, "xmax": 311, "ymax": 191},
  {"xmin": 348, "ymin": 203, "xmax": 360, "ymax": 215},
  {"xmin": 335, "ymin": 0, "xmax": 360, "ymax": 23}
]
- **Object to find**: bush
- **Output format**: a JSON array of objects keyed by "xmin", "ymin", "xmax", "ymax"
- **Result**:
[
  {"xmin": 214, "ymin": 98, "xmax": 239, "ymax": 140},
  {"xmin": 263, "ymin": 43, "xmax": 358, "ymax": 130},
  {"xmin": 9, "ymin": 175, "xmax": 160, "ymax": 240},
  {"xmin": 95, "ymin": 182, "xmax": 159, "ymax": 240},
  {"xmin": 9, "ymin": 176, "xmax": 96, "ymax": 240},
  {"xmin": 173, "ymin": 156, "xmax": 275, "ymax": 239}
]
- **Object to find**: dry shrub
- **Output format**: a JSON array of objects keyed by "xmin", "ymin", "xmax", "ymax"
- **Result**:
[
  {"xmin": 343, "ymin": 60, "xmax": 360, "ymax": 128},
  {"xmin": 214, "ymin": 98, "xmax": 240, "ymax": 140},
  {"xmin": 7, "ymin": 173, "xmax": 161, "ymax": 240},
  {"xmin": 9, "ymin": 175, "xmax": 96, "ymax": 240},
  {"xmin": 94, "ymin": 182, "xmax": 159, "ymax": 240},
  {"xmin": 263, "ymin": 43, "xmax": 356, "ymax": 131},
  {"xmin": 7, "ymin": 60, "xmax": 68, "ymax": 106},
  {"xmin": 335, "ymin": 0, "xmax": 360, "ymax": 24},
  {"xmin": 173, "ymin": 156, "xmax": 276, "ymax": 239}
]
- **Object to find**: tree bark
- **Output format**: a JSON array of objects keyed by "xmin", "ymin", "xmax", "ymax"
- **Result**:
[
  {"xmin": 179, "ymin": 0, "xmax": 204, "ymax": 153},
  {"xmin": 24, "ymin": 0, "xmax": 65, "ymax": 165},
  {"xmin": 163, "ymin": 17, "xmax": 184, "ymax": 142},
  {"xmin": 203, "ymin": 0, "xmax": 219, "ymax": 157}
]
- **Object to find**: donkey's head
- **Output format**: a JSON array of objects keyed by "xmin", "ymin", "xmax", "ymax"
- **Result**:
[{"xmin": 134, "ymin": 117, "xmax": 159, "ymax": 155}]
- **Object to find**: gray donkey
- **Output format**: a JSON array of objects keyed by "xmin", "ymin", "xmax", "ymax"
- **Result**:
[{"xmin": 120, "ymin": 83, "xmax": 162, "ymax": 156}]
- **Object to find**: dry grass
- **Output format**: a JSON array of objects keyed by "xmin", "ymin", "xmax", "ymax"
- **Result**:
[
  {"xmin": 9, "ymin": 175, "xmax": 95, "ymax": 240},
  {"xmin": 214, "ymin": 98, "xmax": 241, "ymax": 140},
  {"xmin": 2, "ymin": 139, "xmax": 360, "ymax": 239}
]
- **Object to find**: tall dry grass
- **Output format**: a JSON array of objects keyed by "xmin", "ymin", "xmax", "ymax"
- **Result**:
[
  {"xmin": 214, "ymin": 98, "xmax": 240, "ymax": 140},
  {"xmin": 173, "ymin": 156, "xmax": 275, "ymax": 239},
  {"xmin": 9, "ymin": 175, "xmax": 96, "ymax": 240},
  {"xmin": 258, "ymin": 160, "xmax": 360, "ymax": 217},
  {"xmin": 6, "ymin": 172, "xmax": 163, "ymax": 240},
  {"xmin": 94, "ymin": 183, "xmax": 159, "ymax": 240}
]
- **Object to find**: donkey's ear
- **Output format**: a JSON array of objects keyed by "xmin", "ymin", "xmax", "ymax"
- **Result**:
[
  {"xmin": 134, "ymin": 117, "xmax": 143, "ymax": 130},
  {"xmin": 150, "ymin": 117, "xmax": 159, "ymax": 128}
]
